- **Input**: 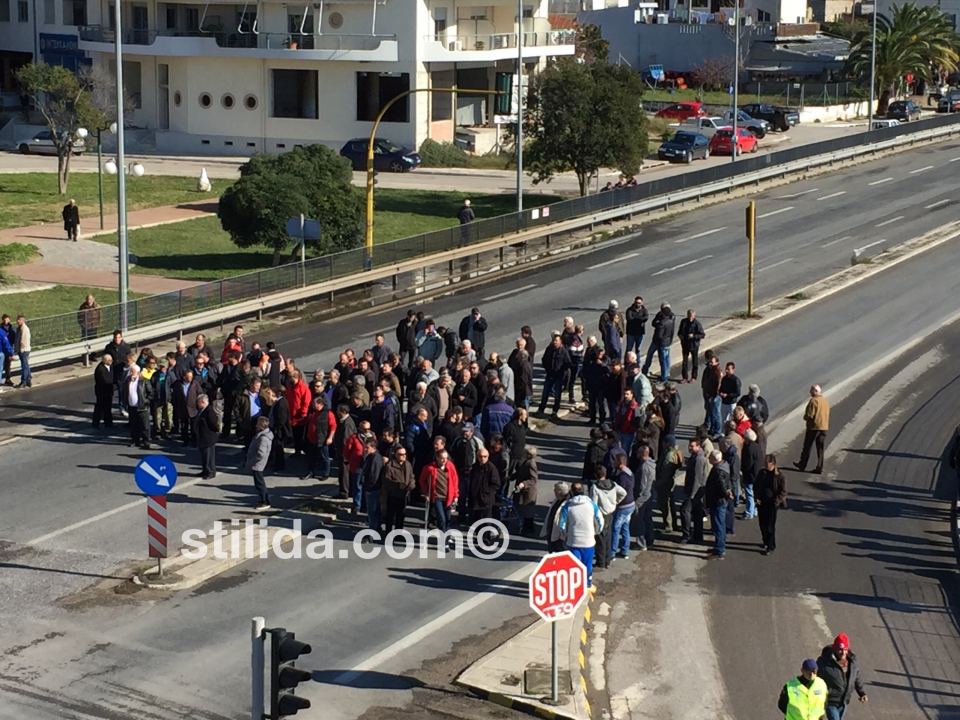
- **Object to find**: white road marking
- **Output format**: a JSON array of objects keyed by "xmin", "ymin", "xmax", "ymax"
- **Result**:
[
  {"xmin": 683, "ymin": 285, "xmax": 725, "ymax": 302},
  {"xmin": 909, "ymin": 165, "xmax": 934, "ymax": 174},
  {"xmin": 587, "ymin": 252, "xmax": 639, "ymax": 270},
  {"xmin": 950, "ymin": 157, "xmax": 960, "ymax": 162},
  {"xmin": 333, "ymin": 563, "xmax": 535, "ymax": 684},
  {"xmin": 868, "ymin": 177, "xmax": 893, "ymax": 186},
  {"xmin": 925, "ymin": 199, "xmax": 951, "ymax": 210},
  {"xmin": 778, "ymin": 187, "xmax": 819, "ymax": 199},
  {"xmin": 482, "ymin": 283, "xmax": 538, "ymax": 302},
  {"xmin": 757, "ymin": 257, "xmax": 795, "ymax": 272},
  {"xmin": 651, "ymin": 254, "xmax": 713, "ymax": 276},
  {"xmin": 817, "ymin": 191, "xmax": 846, "ymax": 201},
  {"xmin": 675, "ymin": 226, "xmax": 726, "ymax": 244},
  {"xmin": 855, "ymin": 238, "xmax": 887, "ymax": 253},
  {"xmin": 825, "ymin": 347, "xmax": 944, "ymax": 461},
  {"xmin": 799, "ymin": 592, "xmax": 834, "ymax": 640},
  {"xmin": 25, "ymin": 475, "xmax": 213, "ymax": 546},
  {"xmin": 758, "ymin": 206, "xmax": 794, "ymax": 219},
  {"xmin": 875, "ymin": 215, "xmax": 904, "ymax": 228},
  {"xmin": 821, "ymin": 235, "xmax": 852, "ymax": 248},
  {"xmin": 589, "ymin": 620, "xmax": 608, "ymax": 691}
]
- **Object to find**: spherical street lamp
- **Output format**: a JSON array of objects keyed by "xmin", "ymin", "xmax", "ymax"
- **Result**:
[
  {"xmin": 130, "ymin": 162, "xmax": 145, "ymax": 177},
  {"xmin": 76, "ymin": 127, "xmax": 89, "ymax": 139},
  {"xmin": 104, "ymin": 158, "xmax": 118, "ymax": 175}
]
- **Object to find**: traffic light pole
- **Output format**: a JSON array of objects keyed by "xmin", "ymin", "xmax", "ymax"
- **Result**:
[
  {"xmin": 252, "ymin": 617, "xmax": 265, "ymax": 720},
  {"xmin": 745, "ymin": 200, "xmax": 757, "ymax": 316}
]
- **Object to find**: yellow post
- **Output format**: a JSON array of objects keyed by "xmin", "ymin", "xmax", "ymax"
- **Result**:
[
  {"xmin": 364, "ymin": 87, "xmax": 502, "ymax": 267},
  {"xmin": 745, "ymin": 200, "xmax": 756, "ymax": 316}
]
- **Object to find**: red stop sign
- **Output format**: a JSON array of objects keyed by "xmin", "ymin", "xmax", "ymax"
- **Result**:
[{"xmin": 528, "ymin": 551, "xmax": 588, "ymax": 622}]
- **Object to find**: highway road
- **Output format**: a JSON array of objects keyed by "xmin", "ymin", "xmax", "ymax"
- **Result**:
[{"xmin": 1, "ymin": 137, "xmax": 959, "ymax": 719}]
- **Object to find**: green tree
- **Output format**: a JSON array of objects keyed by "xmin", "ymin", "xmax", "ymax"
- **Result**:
[
  {"xmin": 218, "ymin": 144, "xmax": 362, "ymax": 264},
  {"xmin": 848, "ymin": 3, "xmax": 959, "ymax": 115},
  {"xmin": 575, "ymin": 24, "xmax": 609, "ymax": 64},
  {"xmin": 521, "ymin": 60, "xmax": 646, "ymax": 196},
  {"xmin": 16, "ymin": 63, "xmax": 105, "ymax": 194}
]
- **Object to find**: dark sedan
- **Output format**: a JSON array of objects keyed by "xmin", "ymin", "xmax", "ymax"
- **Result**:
[
  {"xmin": 887, "ymin": 100, "xmax": 921, "ymax": 121},
  {"xmin": 339, "ymin": 138, "xmax": 421, "ymax": 172},
  {"xmin": 739, "ymin": 103, "xmax": 800, "ymax": 131},
  {"xmin": 658, "ymin": 131, "xmax": 710, "ymax": 163}
]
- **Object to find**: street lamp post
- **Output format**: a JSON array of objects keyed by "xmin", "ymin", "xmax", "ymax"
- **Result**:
[
  {"xmin": 516, "ymin": 0, "xmax": 523, "ymax": 212},
  {"xmin": 113, "ymin": 0, "xmax": 129, "ymax": 331},
  {"xmin": 363, "ymin": 87, "xmax": 502, "ymax": 266},
  {"xmin": 731, "ymin": 0, "xmax": 740, "ymax": 163},
  {"xmin": 868, "ymin": 1, "xmax": 879, "ymax": 130}
]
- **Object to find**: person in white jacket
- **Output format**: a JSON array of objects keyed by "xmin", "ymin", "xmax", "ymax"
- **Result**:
[
  {"xmin": 589, "ymin": 467, "xmax": 626, "ymax": 570},
  {"xmin": 559, "ymin": 482, "xmax": 604, "ymax": 587}
]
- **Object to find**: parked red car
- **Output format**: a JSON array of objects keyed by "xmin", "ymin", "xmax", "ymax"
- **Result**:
[
  {"xmin": 655, "ymin": 101, "xmax": 705, "ymax": 121},
  {"xmin": 709, "ymin": 126, "xmax": 758, "ymax": 155}
]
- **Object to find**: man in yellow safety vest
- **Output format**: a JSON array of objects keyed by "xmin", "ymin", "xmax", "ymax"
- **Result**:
[{"xmin": 778, "ymin": 658, "xmax": 829, "ymax": 720}]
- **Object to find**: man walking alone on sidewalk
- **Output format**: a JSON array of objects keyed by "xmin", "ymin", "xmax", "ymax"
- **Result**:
[{"xmin": 62, "ymin": 198, "xmax": 80, "ymax": 241}]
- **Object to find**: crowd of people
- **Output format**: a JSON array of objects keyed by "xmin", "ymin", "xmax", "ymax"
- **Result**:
[{"xmin": 86, "ymin": 297, "xmax": 831, "ymax": 574}]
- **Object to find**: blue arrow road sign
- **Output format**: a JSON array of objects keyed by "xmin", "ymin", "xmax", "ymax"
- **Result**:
[{"xmin": 134, "ymin": 455, "xmax": 178, "ymax": 496}]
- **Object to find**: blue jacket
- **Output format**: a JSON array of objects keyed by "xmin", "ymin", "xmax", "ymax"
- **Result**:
[
  {"xmin": 0, "ymin": 332, "xmax": 12, "ymax": 357},
  {"xmin": 481, "ymin": 399, "xmax": 514, "ymax": 438}
]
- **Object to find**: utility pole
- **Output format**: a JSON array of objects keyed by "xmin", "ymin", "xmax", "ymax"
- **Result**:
[
  {"xmin": 516, "ymin": 0, "xmax": 524, "ymax": 213},
  {"xmin": 745, "ymin": 201, "xmax": 756, "ymax": 316}
]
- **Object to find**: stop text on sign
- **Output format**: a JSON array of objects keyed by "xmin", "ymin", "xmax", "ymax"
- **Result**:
[{"xmin": 528, "ymin": 551, "xmax": 589, "ymax": 622}]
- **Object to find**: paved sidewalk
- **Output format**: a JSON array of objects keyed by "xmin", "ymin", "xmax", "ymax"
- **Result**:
[{"xmin": 0, "ymin": 200, "xmax": 215, "ymax": 292}]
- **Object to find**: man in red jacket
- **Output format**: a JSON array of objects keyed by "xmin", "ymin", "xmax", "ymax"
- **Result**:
[
  {"xmin": 418, "ymin": 449, "xmax": 459, "ymax": 532},
  {"xmin": 303, "ymin": 395, "xmax": 337, "ymax": 480},
  {"xmin": 614, "ymin": 388, "xmax": 640, "ymax": 454},
  {"xmin": 285, "ymin": 369, "xmax": 312, "ymax": 458}
]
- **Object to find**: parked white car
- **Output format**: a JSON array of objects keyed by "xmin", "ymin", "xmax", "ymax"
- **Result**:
[
  {"xmin": 675, "ymin": 116, "xmax": 727, "ymax": 139},
  {"xmin": 16, "ymin": 130, "xmax": 86, "ymax": 155}
]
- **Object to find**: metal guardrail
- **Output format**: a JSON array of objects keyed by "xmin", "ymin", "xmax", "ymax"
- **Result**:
[{"xmin": 23, "ymin": 112, "xmax": 960, "ymax": 366}]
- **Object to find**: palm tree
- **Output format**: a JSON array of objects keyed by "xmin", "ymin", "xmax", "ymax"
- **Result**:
[{"xmin": 848, "ymin": 3, "xmax": 959, "ymax": 115}]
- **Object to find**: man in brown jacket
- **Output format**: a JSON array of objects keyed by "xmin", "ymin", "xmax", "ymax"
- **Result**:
[{"xmin": 795, "ymin": 384, "xmax": 830, "ymax": 474}]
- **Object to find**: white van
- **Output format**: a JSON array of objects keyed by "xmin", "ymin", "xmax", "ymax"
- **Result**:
[{"xmin": 871, "ymin": 118, "xmax": 900, "ymax": 130}]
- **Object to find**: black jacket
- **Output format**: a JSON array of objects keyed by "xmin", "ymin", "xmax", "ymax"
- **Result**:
[
  {"xmin": 741, "ymin": 439, "xmax": 763, "ymax": 486},
  {"xmin": 468, "ymin": 461, "xmax": 501, "ymax": 509},
  {"xmin": 582, "ymin": 439, "xmax": 607, "ymax": 480},
  {"xmin": 94, "ymin": 362, "xmax": 114, "ymax": 396},
  {"xmin": 541, "ymin": 344, "xmax": 571, "ymax": 378},
  {"xmin": 755, "ymin": 467, "xmax": 786, "ymax": 506},
  {"xmin": 104, "ymin": 340, "xmax": 131, "ymax": 381},
  {"xmin": 270, "ymin": 397, "xmax": 293, "ymax": 442},
  {"xmin": 453, "ymin": 380, "xmax": 478, "ymax": 419},
  {"xmin": 651, "ymin": 310, "xmax": 675, "ymax": 347},
  {"xmin": 122, "ymin": 375, "xmax": 154, "ymax": 413},
  {"xmin": 660, "ymin": 393, "xmax": 681, "ymax": 435},
  {"xmin": 624, "ymin": 303, "xmax": 649, "ymax": 335},
  {"xmin": 719, "ymin": 374, "xmax": 742, "ymax": 405},
  {"xmin": 704, "ymin": 461, "xmax": 731, "ymax": 509},
  {"xmin": 396, "ymin": 317, "xmax": 417, "ymax": 351},
  {"xmin": 677, "ymin": 317, "xmax": 705, "ymax": 346},
  {"xmin": 196, "ymin": 406, "xmax": 220, "ymax": 448},
  {"xmin": 458, "ymin": 315, "xmax": 488, "ymax": 353},
  {"xmin": 737, "ymin": 393, "xmax": 770, "ymax": 423},
  {"xmin": 817, "ymin": 646, "xmax": 866, "ymax": 707}
]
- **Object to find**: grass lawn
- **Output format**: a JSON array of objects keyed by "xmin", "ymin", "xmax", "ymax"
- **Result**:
[
  {"xmin": 0, "ymin": 285, "xmax": 140, "ymax": 320},
  {"xmin": 0, "ymin": 173, "xmax": 208, "ymax": 230},
  {"xmin": 107, "ymin": 189, "xmax": 558, "ymax": 281}
]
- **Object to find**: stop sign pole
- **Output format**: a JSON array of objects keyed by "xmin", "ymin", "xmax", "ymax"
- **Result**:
[{"xmin": 528, "ymin": 551, "xmax": 589, "ymax": 704}]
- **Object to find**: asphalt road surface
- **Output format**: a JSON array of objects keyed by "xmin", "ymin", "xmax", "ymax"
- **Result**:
[{"xmin": 1, "ymin": 138, "xmax": 959, "ymax": 719}]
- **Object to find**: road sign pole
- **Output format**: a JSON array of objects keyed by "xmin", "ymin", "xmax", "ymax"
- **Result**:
[
  {"xmin": 147, "ymin": 494, "xmax": 168, "ymax": 564},
  {"xmin": 252, "ymin": 616, "xmax": 265, "ymax": 720},
  {"xmin": 550, "ymin": 620, "xmax": 558, "ymax": 704}
]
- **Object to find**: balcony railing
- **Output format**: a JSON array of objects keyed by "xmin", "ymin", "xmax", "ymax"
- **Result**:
[
  {"xmin": 424, "ymin": 29, "xmax": 576, "ymax": 51},
  {"xmin": 78, "ymin": 25, "xmax": 395, "ymax": 51}
]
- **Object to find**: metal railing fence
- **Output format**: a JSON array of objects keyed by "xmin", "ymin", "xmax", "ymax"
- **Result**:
[{"xmin": 23, "ymin": 112, "xmax": 960, "ymax": 352}]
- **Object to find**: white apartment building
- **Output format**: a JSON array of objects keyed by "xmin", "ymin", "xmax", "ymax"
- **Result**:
[{"xmin": 0, "ymin": 0, "xmax": 575, "ymax": 154}]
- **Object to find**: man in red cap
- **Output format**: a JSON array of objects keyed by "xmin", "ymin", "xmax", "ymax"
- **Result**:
[{"xmin": 817, "ymin": 633, "xmax": 868, "ymax": 719}]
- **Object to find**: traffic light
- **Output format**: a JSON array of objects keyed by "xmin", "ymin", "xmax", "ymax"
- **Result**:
[{"xmin": 269, "ymin": 627, "xmax": 313, "ymax": 718}]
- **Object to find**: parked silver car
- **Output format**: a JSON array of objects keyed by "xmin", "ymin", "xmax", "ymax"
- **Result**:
[
  {"xmin": 720, "ymin": 109, "xmax": 769, "ymax": 138},
  {"xmin": 16, "ymin": 130, "xmax": 86, "ymax": 155}
]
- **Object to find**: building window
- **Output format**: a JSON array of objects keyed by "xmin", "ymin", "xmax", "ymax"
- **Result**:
[
  {"xmin": 244, "ymin": 94, "xmax": 258, "ymax": 110},
  {"xmin": 185, "ymin": 6, "xmax": 199, "ymax": 29},
  {"xmin": 221, "ymin": 93, "xmax": 234, "ymax": 109},
  {"xmin": 122, "ymin": 60, "xmax": 141, "ymax": 108},
  {"xmin": 62, "ymin": 0, "xmax": 87, "ymax": 25},
  {"xmin": 433, "ymin": 7, "xmax": 446, "ymax": 36},
  {"xmin": 272, "ymin": 69, "xmax": 318, "ymax": 119},
  {"xmin": 44, "ymin": 0, "xmax": 55, "ymax": 24},
  {"xmin": 0, "ymin": 0, "xmax": 9, "ymax": 22},
  {"xmin": 165, "ymin": 5, "xmax": 176, "ymax": 29},
  {"xmin": 18, "ymin": 0, "xmax": 28, "ymax": 22},
  {"xmin": 357, "ymin": 72, "xmax": 409, "ymax": 123},
  {"xmin": 199, "ymin": 92, "xmax": 212, "ymax": 108}
]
